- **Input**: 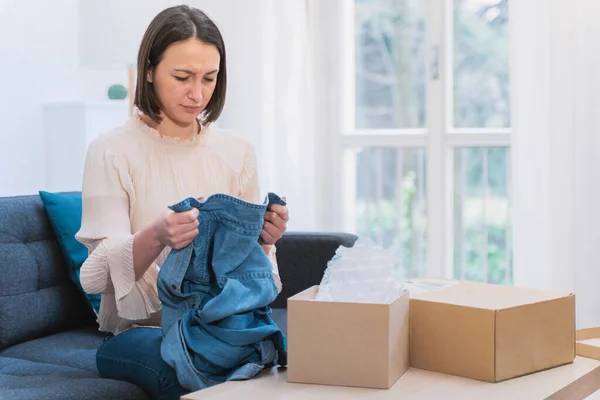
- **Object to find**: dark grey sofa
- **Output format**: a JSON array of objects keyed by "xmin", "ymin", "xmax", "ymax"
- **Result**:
[{"xmin": 0, "ymin": 193, "xmax": 357, "ymax": 400}]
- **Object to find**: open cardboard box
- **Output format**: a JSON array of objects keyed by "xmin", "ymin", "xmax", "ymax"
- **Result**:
[
  {"xmin": 287, "ymin": 285, "xmax": 410, "ymax": 389},
  {"xmin": 576, "ymin": 328, "xmax": 600, "ymax": 360}
]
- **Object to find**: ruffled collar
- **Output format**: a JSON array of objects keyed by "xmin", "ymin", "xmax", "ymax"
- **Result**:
[{"xmin": 131, "ymin": 112, "xmax": 211, "ymax": 148}]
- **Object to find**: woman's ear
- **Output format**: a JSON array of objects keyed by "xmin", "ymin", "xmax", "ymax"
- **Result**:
[{"xmin": 147, "ymin": 62, "xmax": 154, "ymax": 83}]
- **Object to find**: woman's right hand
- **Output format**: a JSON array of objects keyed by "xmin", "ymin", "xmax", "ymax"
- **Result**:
[{"xmin": 153, "ymin": 208, "xmax": 200, "ymax": 250}]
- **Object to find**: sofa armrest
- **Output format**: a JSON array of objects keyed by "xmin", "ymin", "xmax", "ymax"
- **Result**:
[{"xmin": 271, "ymin": 231, "xmax": 358, "ymax": 309}]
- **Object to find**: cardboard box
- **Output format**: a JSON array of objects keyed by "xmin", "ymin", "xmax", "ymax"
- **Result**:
[
  {"xmin": 287, "ymin": 285, "xmax": 410, "ymax": 389},
  {"xmin": 576, "ymin": 328, "xmax": 600, "ymax": 360},
  {"xmin": 408, "ymin": 278, "xmax": 575, "ymax": 383}
]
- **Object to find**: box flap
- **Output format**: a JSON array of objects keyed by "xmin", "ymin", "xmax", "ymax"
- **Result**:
[
  {"xmin": 409, "ymin": 278, "xmax": 572, "ymax": 310},
  {"xmin": 576, "ymin": 328, "xmax": 600, "ymax": 361},
  {"xmin": 288, "ymin": 285, "xmax": 319, "ymax": 301},
  {"xmin": 577, "ymin": 327, "xmax": 600, "ymax": 341}
]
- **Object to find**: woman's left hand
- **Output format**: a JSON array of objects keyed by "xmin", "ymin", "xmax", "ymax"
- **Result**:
[{"xmin": 261, "ymin": 200, "xmax": 289, "ymax": 245}]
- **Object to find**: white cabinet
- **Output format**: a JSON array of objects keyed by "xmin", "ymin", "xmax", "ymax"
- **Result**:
[{"xmin": 44, "ymin": 101, "xmax": 129, "ymax": 192}]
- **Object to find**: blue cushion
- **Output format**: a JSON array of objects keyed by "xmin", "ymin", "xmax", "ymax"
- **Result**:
[{"xmin": 38, "ymin": 191, "xmax": 100, "ymax": 316}]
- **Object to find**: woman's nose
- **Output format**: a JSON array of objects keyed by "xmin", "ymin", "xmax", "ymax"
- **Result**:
[{"xmin": 189, "ymin": 82, "xmax": 203, "ymax": 102}]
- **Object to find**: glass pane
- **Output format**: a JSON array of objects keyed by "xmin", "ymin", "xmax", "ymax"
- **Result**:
[
  {"xmin": 453, "ymin": 147, "xmax": 512, "ymax": 284},
  {"xmin": 453, "ymin": 0, "xmax": 510, "ymax": 128},
  {"xmin": 355, "ymin": 0, "xmax": 426, "ymax": 129},
  {"xmin": 344, "ymin": 147, "xmax": 427, "ymax": 279}
]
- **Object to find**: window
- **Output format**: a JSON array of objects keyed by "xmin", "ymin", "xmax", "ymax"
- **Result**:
[{"xmin": 339, "ymin": 0, "xmax": 512, "ymax": 284}]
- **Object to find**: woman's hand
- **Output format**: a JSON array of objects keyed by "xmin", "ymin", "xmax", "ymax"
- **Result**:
[
  {"xmin": 260, "ymin": 200, "xmax": 289, "ymax": 245},
  {"xmin": 133, "ymin": 207, "xmax": 199, "ymax": 280},
  {"xmin": 153, "ymin": 208, "xmax": 200, "ymax": 250}
]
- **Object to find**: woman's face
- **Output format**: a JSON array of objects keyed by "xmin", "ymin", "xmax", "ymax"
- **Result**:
[{"xmin": 149, "ymin": 37, "xmax": 220, "ymax": 126}]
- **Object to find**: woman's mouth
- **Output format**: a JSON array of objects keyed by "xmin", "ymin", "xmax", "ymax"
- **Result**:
[{"xmin": 182, "ymin": 105, "xmax": 202, "ymax": 113}]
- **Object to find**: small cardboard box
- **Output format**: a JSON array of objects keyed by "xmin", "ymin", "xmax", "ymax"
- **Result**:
[
  {"xmin": 287, "ymin": 285, "xmax": 410, "ymax": 389},
  {"xmin": 408, "ymin": 278, "xmax": 575, "ymax": 383}
]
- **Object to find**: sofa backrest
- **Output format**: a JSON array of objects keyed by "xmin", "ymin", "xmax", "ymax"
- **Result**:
[{"xmin": 0, "ymin": 194, "xmax": 95, "ymax": 349}]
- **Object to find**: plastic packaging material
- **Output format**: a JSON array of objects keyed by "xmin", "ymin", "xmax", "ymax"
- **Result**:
[{"xmin": 315, "ymin": 237, "xmax": 403, "ymax": 304}]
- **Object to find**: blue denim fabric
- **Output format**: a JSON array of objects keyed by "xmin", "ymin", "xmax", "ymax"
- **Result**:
[{"xmin": 157, "ymin": 193, "xmax": 288, "ymax": 392}]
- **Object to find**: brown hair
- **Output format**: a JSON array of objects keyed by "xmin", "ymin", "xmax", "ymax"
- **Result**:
[{"xmin": 134, "ymin": 5, "xmax": 227, "ymax": 125}]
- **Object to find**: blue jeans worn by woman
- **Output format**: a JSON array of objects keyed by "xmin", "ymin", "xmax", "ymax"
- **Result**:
[{"xmin": 96, "ymin": 327, "xmax": 189, "ymax": 400}]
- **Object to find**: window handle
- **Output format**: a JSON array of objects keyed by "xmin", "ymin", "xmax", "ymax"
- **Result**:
[{"xmin": 430, "ymin": 45, "xmax": 440, "ymax": 81}]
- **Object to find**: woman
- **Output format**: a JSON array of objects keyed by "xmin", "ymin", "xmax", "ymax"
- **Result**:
[{"xmin": 75, "ymin": 5, "xmax": 289, "ymax": 399}]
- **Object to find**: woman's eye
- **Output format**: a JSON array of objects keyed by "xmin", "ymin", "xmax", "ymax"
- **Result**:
[
  {"xmin": 204, "ymin": 77, "xmax": 215, "ymax": 83},
  {"xmin": 174, "ymin": 76, "xmax": 189, "ymax": 82}
]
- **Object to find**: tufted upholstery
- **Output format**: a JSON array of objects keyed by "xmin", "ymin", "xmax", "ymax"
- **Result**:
[{"xmin": 0, "ymin": 195, "xmax": 95, "ymax": 349}]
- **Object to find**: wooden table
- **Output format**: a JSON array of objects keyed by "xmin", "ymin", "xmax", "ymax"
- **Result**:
[{"xmin": 182, "ymin": 356, "xmax": 600, "ymax": 400}]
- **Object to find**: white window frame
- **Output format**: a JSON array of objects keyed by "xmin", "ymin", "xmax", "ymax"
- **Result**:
[{"xmin": 324, "ymin": 0, "xmax": 512, "ymax": 280}]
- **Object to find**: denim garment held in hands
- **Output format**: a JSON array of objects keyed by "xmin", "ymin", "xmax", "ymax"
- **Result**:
[{"xmin": 157, "ymin": 192, "xmax": 288, "ymax": 392}]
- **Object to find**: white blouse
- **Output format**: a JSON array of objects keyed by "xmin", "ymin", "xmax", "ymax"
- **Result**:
[{"xmin": 75, "ymin": 115, "xmax": 282, "ymax": 335}]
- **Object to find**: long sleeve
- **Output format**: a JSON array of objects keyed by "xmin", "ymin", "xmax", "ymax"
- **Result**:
[
  {"xmin": 75, "ymin": 138, "xmax": 161, "ymax": 321},
  {"xmin": 238, "ymin": 144, "xmax": 283, "ymax": 294}
]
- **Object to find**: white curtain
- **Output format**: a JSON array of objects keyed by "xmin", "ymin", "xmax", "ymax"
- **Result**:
[
  {"xmin": 511, "ymin": 0, "xmax": 600, "ymax": 328},
  {"xmin": 258, "ymin": 0, "xmax": 317, "ymax": 232},
  {"xmin": 195, "ymin": 0, "xmax": 318, "ymax": 231}
]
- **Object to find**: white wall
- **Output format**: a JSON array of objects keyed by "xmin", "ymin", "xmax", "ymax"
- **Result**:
[
  {"xmin": 0, "ymin": 1, "xmax": 171, "ymax": 196},
  {"xmin": 0, "ymin": 0, "xmax": 81, "ymax": 196}
]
